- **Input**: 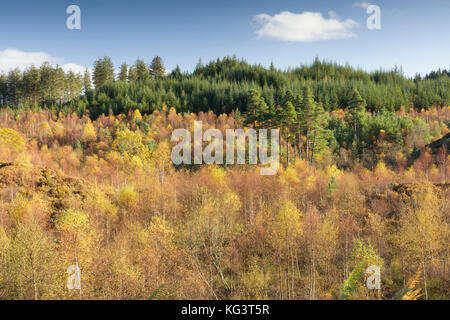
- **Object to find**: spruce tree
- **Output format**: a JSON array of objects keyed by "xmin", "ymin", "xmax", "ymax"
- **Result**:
[
  {"xmin": 277, "ymin": 101, "xmax": 297, "ymax": 166},
  {"xmin": 118, "ymin": 63, "xmax": 128, "ymax": 82},
  {"xmin": 300, "ymin": 87, "xmax": 317, "ymax": 163},
  {"xmin": 348, "ymin": 87, "xmax": 367, "ymax": 146},
  {"xmin": 150, "ymin": 56, "xmax": 165, "ymax": 79},
  {"xmin": 135, "ymin": 59, "xmax": 150, "ymax": 82},
  {"xmin": 0, "ymin": 74, "xmax": 7, "ymax": 105},
  {"xmin": 309, "ymin": 102, "xmax": 328, "ymax": 165},
  {"xmin": 245, "ymin": 89, "xmax": 268, "ymax": 128},
  {"xmin": 348, "ymin": 87, "xmax": 366, "ymax": 119},
  {"xmin": 7, "ymin": 68, "xmax": 22, "ymax": 106},
  {"xmin": 128, "ymin": 66, "xmax": 137, "ymax": 82},
  {"xmin": 83, "ymin": 68, "xmax": 92, "ymax": 92},
  {"xmin": 93, "ymin": 56, "xmax": 114, "ymax": 88},
  {"xmin": 170, "ymin": 65, "xmax": 182, "ymax": 80}
]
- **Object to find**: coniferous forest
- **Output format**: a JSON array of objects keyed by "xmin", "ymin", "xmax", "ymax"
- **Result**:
[{"xmin": 0, "ymin": 56, "xmax": 448, "ymax": 300}]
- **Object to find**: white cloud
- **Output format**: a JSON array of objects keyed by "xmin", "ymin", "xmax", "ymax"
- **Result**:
[
  {"xmin": 0, "ymin": 48, "xmax": 55, "ymax": 72},
  {"xmin": 254, "ymin": 11, "xmax": 358, "ymax": 42},
  {"xmin": 354, "ymin": 1, "xmax": 372, "ymax": 9},
  {"xmin": 0, "ymin": 48, "xmax": 86, "ymax": 74},
  {"xmin": 61, "ymin": 63, "xmax": 88, "ymax": 75}
]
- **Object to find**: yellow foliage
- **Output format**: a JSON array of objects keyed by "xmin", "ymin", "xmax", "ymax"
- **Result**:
[
  {"xmin": 38, "ymin": 121, "xmax": 53, "ymax": 140},
  {"xmin": 326, "ymin": 164, "xmax": 342, "ymax": 179},
  {"xmin": 133, "ymin": 109, "xmax": 142, "ymax": 120},
  {"xmin": 128, "ymin": 155, "xmax": 144, "ymax": 172},
  {"xmin": 271, "ymin": 201, "xmax": 303, "ymax": 245},
  {"xmin": 374, "ymin": 161, "xmax": 394, "ymax": 182},
  {"xmin": 209, "ymin": 165, "xmax": 227, "ymax": 185},
  {"xmin": 53, "ymin": 121, "xmax": 65, "ymax": 139},
  {"xmin": 112, "ymin": 129, "xmax": 144, "ymax": 157},
  {"xmin": 222, "ymin": 191, "xmax": 242, "ymax": 214},
  {"xmin": 57, "ymin": 209, "xmax": 89, "ymax": 231},
  {"xmin": 239, "ymin": 257, "xmax": 268, "ymax": 299},
  {"xmin": 305, "ymin": 175, "xmax": 316, "ymax": 192},
  {"xmin": 105, "ymin": 150, "xmax": 123, "ymax": 168},
  {"xmin": 0, "ymin": 128, "xmax": 26, "ymax": 162},
  {"xmin": 81, "ymin": 122, "xmax": 97, "ymax": 143},
  {"xmin": 150, "ymin": 141, "xmax": 173, "ymax": 181},
  {"xmin": 9, "ymin": 195, "xmax": 31, "ymax": 224},
  {"xmin": 117, "ymin": 186, "xmax": 139, "ymax": 210},
  {"xmin": 281, "ymin": 167, "xmax": 300, "ymax": 185}
]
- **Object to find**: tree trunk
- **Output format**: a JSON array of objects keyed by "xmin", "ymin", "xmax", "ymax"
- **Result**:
[
  {"xmin": 286, "ymin": 135, "xmax": 290, "ymax": 167},
  {"xmin": 296, "ymin": 132, "xmax": 302, "ymax": 160},
  {"xmin": 306, "ymin": 131, "xmax": 309, "ymax": 163},
  {"xmin": 293, "ymin": 135, "xmax": 297, "ymax": 164},
  {"xmin": 310, "ymin": 130, "xmax": 316, "ymax": 167}
]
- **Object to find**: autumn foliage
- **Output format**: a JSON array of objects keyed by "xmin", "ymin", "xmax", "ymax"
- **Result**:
[{"xmin": 0, "ymin": 107, "xmax": 448, "ymax": 300}]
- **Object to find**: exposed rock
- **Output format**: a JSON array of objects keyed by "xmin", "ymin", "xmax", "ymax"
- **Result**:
[
  {"xmin": 0, "ymin": 163, "xmax": 88, "ymax": 225},
  {"xmin": 426, "ymin": 132, "xmax": 450, "ymax": 155}
]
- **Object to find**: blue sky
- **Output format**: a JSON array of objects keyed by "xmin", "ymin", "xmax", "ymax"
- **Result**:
[{"xmin": 0, "ymin": 0, "xmax": 448, "ymax": 77}]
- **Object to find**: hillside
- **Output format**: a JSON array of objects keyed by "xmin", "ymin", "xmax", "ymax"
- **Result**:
[{"xmin": 0, "ymin": 106, "xmax": 448, "ymax": 300}]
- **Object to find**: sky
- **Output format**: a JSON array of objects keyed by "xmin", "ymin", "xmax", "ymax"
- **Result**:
[{"xmin": 0, "ymin": 0, "xmax": 448, "ymax": 77}]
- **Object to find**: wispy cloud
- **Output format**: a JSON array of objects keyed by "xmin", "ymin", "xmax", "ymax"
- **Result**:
[
  {"xmin": 254, "ymin": 11, "xmax": 358, "ymax": 43},
  {"xmin": 0, "ymin": 48, "xmax": 86, "ymax": 74},
  {"xmin": 61, "ymin": 63, "xmax": 87, "ymax": 75},
  {"xmin": 354, "ymin": 1, "xmax": 372, "ymax": 9}
]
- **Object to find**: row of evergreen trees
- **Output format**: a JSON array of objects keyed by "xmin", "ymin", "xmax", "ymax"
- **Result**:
[
  {"xmin": 0, "ymin": 63, "xmax": 84, "ymax": 108},
  {"xmin": 82, "ymin": 56, "xmax": 450, "ymax": 119},
  {"xmin": 93, "ymin": 56, "xmax": 166, "ymax": 88},
  {"xmin": 1, "ymin": 56, "xmax": 449, "ymax": 119}
]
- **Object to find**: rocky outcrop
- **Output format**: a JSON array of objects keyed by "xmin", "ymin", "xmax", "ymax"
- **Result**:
[{"xmin": 426, "ymin": 133, "xmax": 450, "ymax": 155}]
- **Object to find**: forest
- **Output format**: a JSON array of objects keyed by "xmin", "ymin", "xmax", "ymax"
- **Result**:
[
  {"xmin": 0, "ymin": 56, "xmax": 448, "ymax": 300},
  {"xmin": 1, "ymin": 56, "xmax": 450, "ymax": 117}
]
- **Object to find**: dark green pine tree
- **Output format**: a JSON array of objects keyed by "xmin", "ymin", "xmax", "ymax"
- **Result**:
[
  {"xmin": 347, "ymin": 87, "xmax": 367, "ymax": 145},
  {"xmin": 135, "ymin": 59, "xmax": 150, "ymax": 82},
  {"xmin": 7, "ymin": 68, "xmax": 22, "ymax": 106},
  {"xmin": 245, "ymin": 89, "xmax": 268, "ymax": 128},
  {"xmin": 292, "ymin": 92, "xmax": 303, "ymax": 159},
  {"xmin": 22, "ymin": 66, "xmax": 41, "ymax": 106},
  {"xmin": 0, "ymin": 74, "xmax": 8, "ymax": 106},
  {"xmin": 281, "ymin": 90, "xmax": 303, "ymax": 160},
  {"xmin": 277, "ymin": 101, "xmax": 297, "ymax": 166},
  {"xmin": 118, "ymin": 63, "xmax": 128, "ymax": 82},
  {"xmin": 83, "ymin": 68, "xmax": 92, "ymax": 92},
  {"xmin": 300, "ymin": 86, "xmax": 317, "ymax": 163},
  {"xmin": 283, "ymin": 90, "xmax": 295, "ymax": 107},
  {"xmin": 127, "ymin": 66, "xmax": 137, "ymax": 82},
  {"xmin": 150, "ymin": 56, "xmax": 166, "ymax": 79},
  {"xmin": 170, "ymin": 65, "xmax": 182, "ymax": 80},
  {"xmin": 309, "ymin": 102, "xmax": 328, "ymax": 166},
  {"xmin": 348, "ymin": 87, "xmax": 366, "ymax": 118},
  {"xmin": 93, "ymin": 56, "xmax": 114, "ymax": 88}
]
